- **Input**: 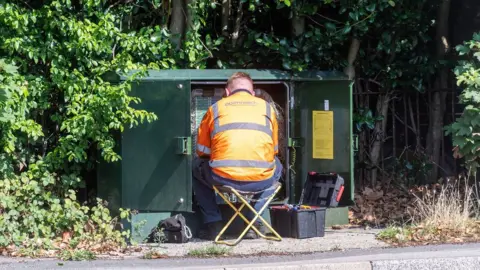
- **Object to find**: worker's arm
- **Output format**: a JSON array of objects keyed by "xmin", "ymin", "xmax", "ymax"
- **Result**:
[
  {"xmin": 271, "ymin": 105, "xmax": 279, "ymax": 155},
  {"xmin": 196, "ymin": 107, "xmax": 213, "ymax": 157}
]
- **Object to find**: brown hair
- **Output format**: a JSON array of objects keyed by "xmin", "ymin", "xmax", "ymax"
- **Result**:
[{"xmin": 226, "ymin": 72, "xmax": 253, "ymax": 88}]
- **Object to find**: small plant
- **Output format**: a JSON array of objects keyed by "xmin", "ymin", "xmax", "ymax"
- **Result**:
[
  {"xmin": 58, "ymin": 250, "xmax": 96, "ymax": 261},
  {"xmin": 392, "ymin": 150, "xmax": 434, "ymax": 186},
  {"xmin": 15, "ymin": 247, "xmax": 42, "ymax": 258},
  {"xmin": 329, "ymin": 244, "xmax": 342, "ymax": 251},
  {"xmin": 377, "ymin": 225, "xmax": 412, "ymax": 243},
  {"xmin": 134, "ymin": 219, "xmax": 148, "ymax": 241},
  {"xmin": 353, "ymin": 107, "xmax": 384, "ymax": 133},
  {"xmin": 143, "ymin": 250, "xmax": 168, "ymax": 259},
  {"xmin": 145, "ymin": 226, "xmax": 166, "ymax": 245},
  {"xmin": 69, "ymin": 238, "xmax": 80, "ymax": 249},
  {"xmin": 187, "ymin": 245, "xmax": 231, "ymax": 257},
  {"xmin": 152, "ymin": 228, "xmax": 166, "ymax": 244}
]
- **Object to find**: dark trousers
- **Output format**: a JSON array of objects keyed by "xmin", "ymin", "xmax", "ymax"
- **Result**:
[{"xmin": 192, "ymin": 156, "xmax": 283, "ymax": 224}]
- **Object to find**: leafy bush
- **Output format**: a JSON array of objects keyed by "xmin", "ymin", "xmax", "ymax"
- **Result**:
[
  {"xmin": 0, "ymin": 0, "xmax": 166, "ymax": 252},
  {"xmin": 446, "ymin": 33, "xmax": 480, "ymax": 173}
]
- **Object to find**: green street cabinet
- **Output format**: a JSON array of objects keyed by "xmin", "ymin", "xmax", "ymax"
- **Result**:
[{"xmin": 97, "ymin": 69, "xmax": 354, "ymax": 241}]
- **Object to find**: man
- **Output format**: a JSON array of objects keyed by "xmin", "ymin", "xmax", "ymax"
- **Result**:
[{"xmin": 192, "ymin": 72, "xmax": 283, "ymax": 240}]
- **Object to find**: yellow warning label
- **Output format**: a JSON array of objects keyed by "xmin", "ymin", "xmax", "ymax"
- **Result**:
[{"xmin": 312, "ymin": 110, "xmax": 334, "ymax": 159}]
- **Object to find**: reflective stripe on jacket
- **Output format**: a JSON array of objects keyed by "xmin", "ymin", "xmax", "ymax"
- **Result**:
[{"xmin": 196, "ymin": 89, "xmax": 279, "ymax": 181}]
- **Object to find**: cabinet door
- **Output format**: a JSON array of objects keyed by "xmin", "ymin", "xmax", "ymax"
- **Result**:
[
  {"xmin": 291, "ymin": 80, "xmax": 354, "ymax": 205},
  {"xmin": 122, "ymin": 80, "xmax": 192, "ymax": 212}
]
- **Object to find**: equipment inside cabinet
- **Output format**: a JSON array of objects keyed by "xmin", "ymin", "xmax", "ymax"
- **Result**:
[{"xmin": 190, "ymin": 83, "xmax": 289, "ymax": 202}]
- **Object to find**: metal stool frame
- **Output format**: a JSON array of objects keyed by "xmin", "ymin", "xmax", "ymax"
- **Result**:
[{"xmin": 212, "ymin": 182, "xmax": 283, "ymax": 246}]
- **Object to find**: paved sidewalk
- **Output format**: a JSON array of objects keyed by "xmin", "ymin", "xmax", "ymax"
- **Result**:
[{"xmin": 145, "ymin": 228, "xmax": 387, "ymax": 257}]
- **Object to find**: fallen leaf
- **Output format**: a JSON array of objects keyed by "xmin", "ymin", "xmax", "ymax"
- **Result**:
[{"xmin": 62, "ymin": 231, "xmax": 72, "ymax": 243}]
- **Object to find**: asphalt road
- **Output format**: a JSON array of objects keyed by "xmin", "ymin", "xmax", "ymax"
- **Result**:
[{"xmin": 1, "ymin": 243, "xmax": 480, "ymax": 269}]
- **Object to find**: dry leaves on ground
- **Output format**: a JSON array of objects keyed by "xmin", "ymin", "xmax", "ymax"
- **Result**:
[
  {"xmin": 349, "ymin": 184, "xmax": 448, "ymax": 226},
  {"xmin": 349, "ymin": 186, "xmax": 417, "ymax": 226},
  {"xmin": 0, "ymin": 233, "xmax": 145, "ymax": 260},
  {"xmin": 380, "ymin": 224, "xmax": 480, "ymax": 247}
]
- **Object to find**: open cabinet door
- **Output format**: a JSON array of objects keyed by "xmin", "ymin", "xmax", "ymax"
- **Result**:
[
  {"xmin": 290, "ymin": 74, "xmax": 354, "ymax": 205},
  {"xmin": 121, "ymin": 80, "xmax": 192, "ymax": 212}
]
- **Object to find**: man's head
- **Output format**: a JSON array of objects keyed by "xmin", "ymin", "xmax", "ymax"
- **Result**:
[{"xmin": 225, "ymin": 72, "xmax": 254, "ymax": 96}]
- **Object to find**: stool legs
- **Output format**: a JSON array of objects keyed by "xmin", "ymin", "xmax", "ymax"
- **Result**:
[{"xmin": 213, "ymin": 185, "xmax": 283, "ymax": 246}]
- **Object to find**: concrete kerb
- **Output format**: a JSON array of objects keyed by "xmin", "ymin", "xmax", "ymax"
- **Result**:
[{"xmin": 166, "ymin": 261, "xmax": 372, "ymax": 270}]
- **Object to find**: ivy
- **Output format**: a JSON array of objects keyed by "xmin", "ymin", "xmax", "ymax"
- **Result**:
[
  {"xmin": 0, "ymin": 1, "xmax": 164, "ymax": 252},
  {"xmin": 445, "ymin": 33, "xmax": 480, "ymax": 173}
]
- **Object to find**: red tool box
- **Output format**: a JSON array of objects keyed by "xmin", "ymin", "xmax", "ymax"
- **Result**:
[{"xmin": 269, "ymin": 172, "xmax": 345, "ymax": 239}]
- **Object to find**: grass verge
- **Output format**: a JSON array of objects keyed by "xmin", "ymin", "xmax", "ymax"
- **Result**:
[
  {"xmin": 377, "ymin": 180, "xmax": 480, "ymax": 245},
  {"xmin": 187, "ymin": 245, "xmax": 231, "ymax": 257},
  {"xmin": 57, "ymin": 249, "xmax": 96, "ymax": 261}
]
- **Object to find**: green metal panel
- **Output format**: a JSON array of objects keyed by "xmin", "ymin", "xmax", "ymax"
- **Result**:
[
  {"xmin": 291, "ymin": 79, "xmax": 354, "ymax": 206},
  {"xmin": 121, "ymin": 80, "xmax": 192, "ymax": 212},
  {"xmin": 325, "ymin": 207, "xmax": 350, "ymax": 227},
  {"xmin": 291, "ymin": 70, "xmax": 348, "ymax": 81},
  {"xmin": 113, "ymin": 69, "xmax": 347, "ymax": 82},
  {"xmin": 126, "ymin": 211, "xmax": 202, "ymax": 243},
  {"xmin": 97, "ymin": 132, "xmax": 123, "ymax": 215}
]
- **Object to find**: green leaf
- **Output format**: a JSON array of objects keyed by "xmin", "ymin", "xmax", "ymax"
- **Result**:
[
  {"xmin": 456, "ymin": 45, "xmax": 470, "ymax": 55},
  {"xmin": 325, "ymin": 22, "xmax": 336, "ymax": 31},
  {"xmin": 214, "ymin": 37, "xmax": 225, "ymax": 46},
  {"xmin": 342, "ymin": 25, "xmax": 352, "ymax": 35},
  {"xmin": 366, "ymin": 4, "xmax": 376, "ymax": 12},
  {"xmin": 405, "ymin": 162, "xmax": 413, "ymax": 170},
  {"xmin": 150, "ymin": 32, "xmax": 161, "ymax": 43},
  {"xmin": 349, "ymin": 11, "xmax": 359, "ymax": 21},
  {"xmin": 388, "ymin": 1, "xmax": 396, "ymax": 7},
  {"xmin": 188, "ymin": 50, "xmax": 196, "ymax": 62},
  {"xmin": 0, "ymin": 61, "xmax": 19, "ymax": 75}
]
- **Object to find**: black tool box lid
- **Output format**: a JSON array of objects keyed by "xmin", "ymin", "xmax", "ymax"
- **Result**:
[{"xmin": 298, "ymin": 171, "xmax": 345, "ymax": 208}]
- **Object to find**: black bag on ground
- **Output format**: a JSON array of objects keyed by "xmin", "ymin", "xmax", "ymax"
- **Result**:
[{"xmin": 148, "ymin": 214, "xmax": 192, "ymax": 243}]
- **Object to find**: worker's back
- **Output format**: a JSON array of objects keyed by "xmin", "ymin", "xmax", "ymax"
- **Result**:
[{"xmin": 197, "ymin": 89, "xmax": 278, "ymax": 182}]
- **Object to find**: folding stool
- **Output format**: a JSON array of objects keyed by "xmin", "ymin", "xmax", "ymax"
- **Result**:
[{"xmin": 212, "ymin": 182, "xmax": 283, "ymax": 246}]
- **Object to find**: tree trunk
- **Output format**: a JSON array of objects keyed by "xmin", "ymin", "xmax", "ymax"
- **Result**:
[
  {"xmin": 221, "ymin": 0, "xmax": 231, "ymax": 37},
  {"xmin": 370, "ymin": 94, "xmax": 390, "ymax": 186},
  {"xmin": 169, "ymin": 0, "xmax": 186, "ymax": 50},
  {"xmin": 344, "ymin": 38, "xmax": 360, "ymax": 80},
  {"xmin": 427, "ymin": 0, "xmax": 451, "ymax": 183},
  {"xmin": 355, "ymin": 79, "xmax": 367, "ymax": 187},
  {"xmin": 231, "ymin": 1, "xmax": 244, "ymax": 48}
]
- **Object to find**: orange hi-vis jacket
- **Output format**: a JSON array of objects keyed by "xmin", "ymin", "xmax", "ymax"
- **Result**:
[{"xmin": 196, "ymin": 89, "xmax": 279, "ymax": 181}]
